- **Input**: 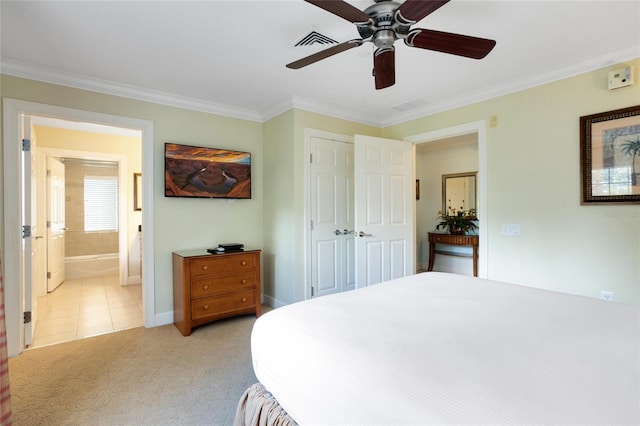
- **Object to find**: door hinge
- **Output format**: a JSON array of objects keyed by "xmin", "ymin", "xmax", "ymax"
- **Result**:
[
  {"xmin": 310, "ymin": 153, "xmax": 313, "ymax": 163},
  {"xmin": 22, "ymin": 139, "xmax": 31, "ymax": 152},
  {"xmin": 22, "ymin": 225, "xmax": 31, "ymax": 238},
  {"xmin": 47, "ymin": 272, "xmax": 51, "ymax": 279},
  {"xmin": 47, "ymin": 220, "xmax": 51, "ymax": 228},
  {"xmin": 311, "ymin": 287, "xmax": 315, "ymax": 297},
  {"xmin": 310, "ymin": 220, "xmax": 314, "ymax": 231},
  {"xmin": 24, "ymin": 311, "xmax": 32, "ymax": 324}
]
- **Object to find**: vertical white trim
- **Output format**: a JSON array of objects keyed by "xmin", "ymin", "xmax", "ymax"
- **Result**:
[
  {"xmin": 3, "ymin": 100, "xmax": 25, "ymax": 356},
  {"xmin": 405, "ymin": 120, "xmax": 489, "ymax": 278},
  {"xmin": 2, "ymin": 98, "xmax": 155, "ymax": 357}
]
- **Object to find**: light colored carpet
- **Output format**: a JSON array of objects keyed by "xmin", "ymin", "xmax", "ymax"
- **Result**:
[{"xmin": 8, "ymin": 313, "xmax": 261, "ymax": 425}]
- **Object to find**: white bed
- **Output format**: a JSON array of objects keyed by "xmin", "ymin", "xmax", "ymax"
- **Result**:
[{"xmin": 239, "ymin": 272, "xmax": 639, "ymax": 425}]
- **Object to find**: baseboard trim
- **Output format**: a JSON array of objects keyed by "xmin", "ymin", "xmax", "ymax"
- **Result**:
[
  {"xmin": 126, "ymin": 275, "xmax": 142, "ymax": 285},
  {"xmin": 262, "ymin": 294, "xmax": 288, "ymax": 309},
  {"xmin": 154, "ymin": 311, "xmax": 174, "ymax": 327}
]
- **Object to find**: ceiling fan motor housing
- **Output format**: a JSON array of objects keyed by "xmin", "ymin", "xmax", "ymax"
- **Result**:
[{"xmin": 357, "ymin": 0, "xmax": 411, "ymax": 47}]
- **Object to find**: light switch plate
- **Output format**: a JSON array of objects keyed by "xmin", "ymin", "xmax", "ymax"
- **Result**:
[{"xmin": 501, "ymin": 224, "xmax": 520, "ymax": 236}]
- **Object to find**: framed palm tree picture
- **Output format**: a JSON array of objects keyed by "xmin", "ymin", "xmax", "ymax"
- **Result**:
[{"xmin": 580, "ymin": 105, "xmax": 640, "ymax": 204}]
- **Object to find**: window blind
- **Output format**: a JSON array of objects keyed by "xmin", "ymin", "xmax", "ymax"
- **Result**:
[{"xmin": 84, "ymin": 176, "xmax": 118, "ymax": 231}]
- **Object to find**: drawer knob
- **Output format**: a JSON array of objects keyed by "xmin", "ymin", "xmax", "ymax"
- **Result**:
[
  {"xmin": 241, "ymin": 279, "xmax": 247, "ymax": 284},
  {"xmin": 203, "ymin": 304, "xmax": 209, "ymax": 310},
  {"xmin": 241, "ymin": 260, "xmax": 247, "ymax": 266},
  {"xmin": 202, "ymin": 265, "xmax": 209, "ymax": 271},
  {"xmin": 241, "ymin": 297, "xmax": 247, "ymax": 302},
  {"xmin": 203, "ymin": 285, "xmax": 209, "ymax": 290}
]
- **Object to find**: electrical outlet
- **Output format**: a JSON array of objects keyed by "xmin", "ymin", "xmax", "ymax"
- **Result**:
[{"xmin": 600, "ymin": 290, "xmax": 615, "ymax": 302}]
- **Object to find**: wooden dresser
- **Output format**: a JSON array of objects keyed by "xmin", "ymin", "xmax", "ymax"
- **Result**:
[{"xmin": 172, "ymin": 249, "xmax": 261, "ymax": 336}]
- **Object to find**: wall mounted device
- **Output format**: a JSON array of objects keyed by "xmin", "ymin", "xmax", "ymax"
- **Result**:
[{"xmin": 607, "ymin": 66, "xmax": 634, "ymax": 90}]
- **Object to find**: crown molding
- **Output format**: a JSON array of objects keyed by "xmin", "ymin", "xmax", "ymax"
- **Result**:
[
  {"xmin": 0, "ymin": 59, "xmax": 263, "ymax": 123},
  {"xmin": 380, "ymin": 48, "xmax": 640, "ymax": 127},
  {"xmin": 261, "ymin": 95, "xmax": 380, "ymax": 128},
  {"xmin": 3, "ymin": 48, "xmax": 638, "ymax": 130}
]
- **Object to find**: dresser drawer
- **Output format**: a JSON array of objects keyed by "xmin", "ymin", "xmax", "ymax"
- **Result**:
[
  {"xmin": 191, "ymin": 272, "xmax": 255, "ymax": 298},
  {"xmin": 191, "ymin": 290, "xmax": 255, "ymax": 321},
  {"xmin": 190, "ymin": 254, "xmax": 256, "ymax": 278}
]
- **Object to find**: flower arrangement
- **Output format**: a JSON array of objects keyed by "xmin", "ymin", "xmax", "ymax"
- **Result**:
[{"xmin": 436, "ymin": 200, "xmax": 478, "ymax": 235}]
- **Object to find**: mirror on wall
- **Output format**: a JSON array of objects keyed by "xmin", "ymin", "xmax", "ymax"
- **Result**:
[{"xmin": 442, "ymin": 172, "xmax": 477, "ymax": 217}]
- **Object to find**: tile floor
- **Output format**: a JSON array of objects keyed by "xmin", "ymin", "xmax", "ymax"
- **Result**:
[{"xmin": 30, "ymin": 274, "xmax": 143, "ymax": 349}]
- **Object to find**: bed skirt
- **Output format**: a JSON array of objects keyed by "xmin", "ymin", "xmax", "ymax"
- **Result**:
[{"xmin": 234, "ymin": 383, "xmax": 297, "ymax": 426}]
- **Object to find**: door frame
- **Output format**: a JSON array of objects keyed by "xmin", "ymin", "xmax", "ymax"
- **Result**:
[
  {"xmin": 3, "ymin": 98, "xmax": 155, "ymax": 357},
  {"xmin": 405, "ymin": 120, "xmax": 488, "ymax": 278},
  {"xmin": 40, "ymin": 148, "xmax": 129, "ymax": 289},
  {"xmin": 303, "ymin": 128, "xmax": 354, "ymax": 301}
]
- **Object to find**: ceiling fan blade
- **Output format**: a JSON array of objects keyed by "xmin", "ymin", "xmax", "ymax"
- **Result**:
[
  {"xmin": 304, "ymin": 0, "xmax": 371, "ymax": 24},
  {"xmin": 405, "ymin": 28, "xmax": 496, "ymax": 59},
  {"xmin": 373, "ymin": 47, "xmax": 395, "ymax": 90},
  {"xmin": 286, "ymin": 39, "xmax": 364, "ymax": 69},
  {"xmin": 396, "ymin": 0, "xmax": 450, "ymax": 25}
]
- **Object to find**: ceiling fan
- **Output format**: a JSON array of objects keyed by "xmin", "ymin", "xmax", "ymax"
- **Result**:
[{"xmin": 287, "ymin": 0, "xmax": 496, "ymax": 90}]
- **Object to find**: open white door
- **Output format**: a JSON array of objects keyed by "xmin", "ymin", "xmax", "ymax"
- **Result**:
[
  {"xmin": 47, "ymin": 157, "xmax": 66, "ymax": 292},
  {"xmin": 309, "ymin": 136, "xmax": 355, "ymax": 298},
  {"xmin": 354, "ymin": 135, "xmax": 415, "ymax": 287},
  {"xmin": 21, "ymin": 116, "xmax": 38, "ymax": 346}
]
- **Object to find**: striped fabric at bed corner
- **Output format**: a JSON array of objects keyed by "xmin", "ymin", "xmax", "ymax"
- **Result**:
[{"xmin": 0, "ymin": 253, "xmax": 12, "ymax": 425}]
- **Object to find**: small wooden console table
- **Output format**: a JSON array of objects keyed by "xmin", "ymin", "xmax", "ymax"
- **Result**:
[{"xmin": 427, "ymin": 232, "xmax": 479, "ymax": 277}]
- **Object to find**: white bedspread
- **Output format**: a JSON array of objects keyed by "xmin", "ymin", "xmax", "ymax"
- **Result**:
[{"xmin": 251, "ymin": 272, "xmax": 639, "ymax": 425}]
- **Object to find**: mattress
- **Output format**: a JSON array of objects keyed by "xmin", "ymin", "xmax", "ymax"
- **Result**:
[{"xmin": 251, "ymin": 272, "xmax": 639, "ymax": 425}]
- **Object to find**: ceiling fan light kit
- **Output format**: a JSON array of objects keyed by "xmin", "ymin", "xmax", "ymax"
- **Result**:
[{"xmin": 287, "ymin": 0, "xmax": 497, "ymax": 90}]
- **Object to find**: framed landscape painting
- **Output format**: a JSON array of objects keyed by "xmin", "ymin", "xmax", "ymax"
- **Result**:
[
  {"xmin": 580, "ymin": 105, "xmax": 640, "ymax": 204},
  {"xmin": 164, "ymin": 142, "xmax": 251, "ymax": 199}
]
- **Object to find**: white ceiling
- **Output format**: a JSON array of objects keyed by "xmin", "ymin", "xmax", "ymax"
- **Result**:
[{"xmin": 1, "ymin": 1, "xmax": 639, "ymax": 127}]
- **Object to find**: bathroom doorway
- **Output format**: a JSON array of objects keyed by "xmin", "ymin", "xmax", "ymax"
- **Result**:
[{"xmin": 29, "ymin": 118, "xmax": 143, "ymax": 348}]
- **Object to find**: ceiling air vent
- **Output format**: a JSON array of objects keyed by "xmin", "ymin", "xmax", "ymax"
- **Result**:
[
  {"xmin": 392, "ymin": 99, "xmax": 429, "ymax": 112},
  {"xmin": 294, "ymin": 30, "xmax": 338, "ymax": 47}
]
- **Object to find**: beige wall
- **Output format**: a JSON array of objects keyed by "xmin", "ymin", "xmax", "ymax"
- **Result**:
[
  {"xmin": 383, "ymin": 58, "xmax": 640, "ymax": 304},
  {"xmin": 34, "ymin": 125, "xmax": 142, "ymax": 280},
  {"xmin": 35, "ymin": 126, "xmax": 141, "ymax": 253},
  {"xmin": 64, "ymin": 159, "xmax": 120, "ymax": 256}
]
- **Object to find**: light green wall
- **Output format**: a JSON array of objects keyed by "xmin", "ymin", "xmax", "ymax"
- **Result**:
[
  {"xmin": 383, "ymin": 58, "xmax": 640, "ymax": 304},
  {"xmin": 3, "ymin": 57, "xmax": 639, "ymax": 313},
  {"xmin": 1, "ymin": 74, "xmax": 264, "ymax": 316},
  {"xmin": 262, "ymin": 110, "xmax": 295, "ymax": 304}
]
